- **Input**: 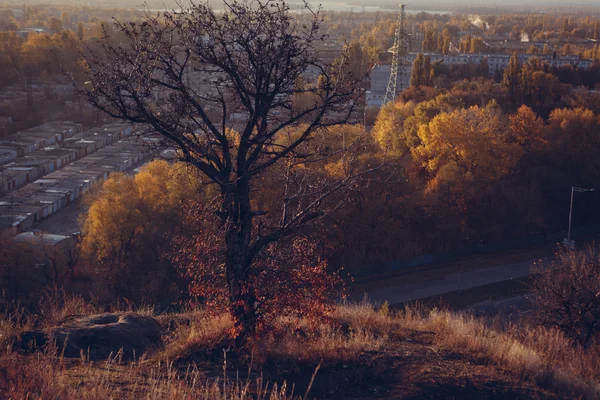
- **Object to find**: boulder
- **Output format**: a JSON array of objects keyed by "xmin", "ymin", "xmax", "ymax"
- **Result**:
[{"xmin": 18, "ymin": 313, "xmax": 163, "ymax": 361}]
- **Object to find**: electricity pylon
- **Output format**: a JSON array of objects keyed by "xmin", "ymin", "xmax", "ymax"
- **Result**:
[{"xmin": 383, "ymin": 4, "xmax": 409, "ymax": 106}]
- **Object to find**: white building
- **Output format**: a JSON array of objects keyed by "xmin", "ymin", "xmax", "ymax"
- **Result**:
[{"xmin": 367, "ymin": 52, "xmax": 594, "ymax": 108}]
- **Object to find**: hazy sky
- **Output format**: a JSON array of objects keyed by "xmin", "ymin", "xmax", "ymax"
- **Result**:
[{"xmin": 6, "ymin": 0, "xmax": 600, "ymax": 12}]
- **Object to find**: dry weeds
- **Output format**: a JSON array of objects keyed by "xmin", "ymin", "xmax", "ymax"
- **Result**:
[
  {"xmin": 0, "ymin": 350, "xmax": 296, "ymax": 399},
  {"xmin": 2, "ymin": 294, "xmax": 600, "ymax": 399},
  {"xmin": 400, "ymin": 307, "xmax": 600, "ymax": 399}
]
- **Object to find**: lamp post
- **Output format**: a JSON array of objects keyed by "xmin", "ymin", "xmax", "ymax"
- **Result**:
[{"xmin": 564, "ymin": 186, "xmax": 594, "ymax": 248}]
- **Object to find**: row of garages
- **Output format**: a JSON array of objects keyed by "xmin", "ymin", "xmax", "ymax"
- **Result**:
[
  {"xmin": 1, "ymin": 123, "xmax": 133, "ymax": 194},
  {"xmin": 0, "ymin": 134, "xmax": 156, "ymax": 238},
  {"xmin": 0, "ymin": 121, "xmax": 83, "ymax": 163}
]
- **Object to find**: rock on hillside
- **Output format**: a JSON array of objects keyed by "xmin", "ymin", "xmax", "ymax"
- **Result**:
[{"xmin": 19, "ymin": 313, "xmax": 163, "ymax": 361}]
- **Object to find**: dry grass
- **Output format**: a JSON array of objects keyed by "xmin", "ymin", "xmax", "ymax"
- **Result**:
[
  {"xmin": 0, "ymin": 350, "xmax": 296, "ymax": 399},
  {"xmin": 399, "ymin": 307, "xmax": 600, "ymax": 399},
  {"xmin": 158, "ymin": 310, "xmax": 234, "ymax": 362},
  {"xmin": 153, "ymin": 300, "xmax": 600, "ymax": 398},
  {"xmin": 156, "ymin": 301, "xmax": 402, "ymax": 364},
  {"xmin": 265, "ymin": 301, "xmax": 402, "ymax": 361},
  {"xmin": 3, "ymin": 293, "xmax": 600, "ymax": 399}
]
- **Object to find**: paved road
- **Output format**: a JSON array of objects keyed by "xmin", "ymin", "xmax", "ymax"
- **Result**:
[{"xmin": 352, "ymin": 256, "xmax": 552, "ymax": 305}]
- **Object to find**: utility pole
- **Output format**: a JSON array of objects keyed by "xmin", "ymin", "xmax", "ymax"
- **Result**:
[
  {"xmin": 383, "ymin": 4, "xmax": 409, "ymax": 106},
  {"xmin": 564, "ymin": 186, "xmax": 594, "ymax": 249}
]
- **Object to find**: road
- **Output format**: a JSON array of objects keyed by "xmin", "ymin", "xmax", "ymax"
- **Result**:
[{"xmin": 351, "ymin": 256, "xmax": 552, "ymax": 305}]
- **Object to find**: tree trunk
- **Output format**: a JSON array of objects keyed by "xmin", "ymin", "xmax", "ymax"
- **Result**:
[{"xmin": 222, "ymin": 177, "xmax": 257, "ymax": 346}]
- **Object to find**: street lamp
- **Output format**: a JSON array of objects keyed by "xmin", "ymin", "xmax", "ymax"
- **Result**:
[{"xmin": 564, "ymin": 186, "xmax": 594, "ymax": 248}]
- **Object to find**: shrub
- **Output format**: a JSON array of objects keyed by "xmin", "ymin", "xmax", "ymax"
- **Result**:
[{"xmin": 529, "ymin": 247, "xmax": 600, "ymax": 347}]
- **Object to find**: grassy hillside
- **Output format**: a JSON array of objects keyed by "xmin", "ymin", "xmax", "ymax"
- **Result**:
[{"xmin": 1, "ymin": 295, "xmax": 598, "ymax": 399}]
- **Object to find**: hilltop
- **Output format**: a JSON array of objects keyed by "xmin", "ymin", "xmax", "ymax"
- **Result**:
[{"xmin": 1, "ymin": 297, "xmax": 597, "ymax": 399}]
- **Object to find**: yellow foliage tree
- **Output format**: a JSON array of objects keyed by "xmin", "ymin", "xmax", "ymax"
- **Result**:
[
  {"xmin": 414, "ymin": 105, "xmax": 523, "ymax": 194},
  {"xmin": 509, "ymin": 105, "xmax": 547, "ymax": 153},
  {"xmin": 372, "ymin": 100, "xmax": 416, "ymax": 154},
  {"xmin": 546, "ymin": 107, "xmax": 600, "ymax": 183},
  {"xmin": 81, "ymin": 160, "xmax": 204, "ymax": 303}
]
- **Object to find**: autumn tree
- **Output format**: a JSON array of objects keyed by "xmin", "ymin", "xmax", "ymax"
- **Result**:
[
  {"xmin": 469, "ymin": 36, "xmax": 487, "ymax": 53},
  {"xmin": 413, "ymin": 104, "xmax": 523, "ymax": 196},
  {"xmin": 508, "ymin": 105, "xmax": 547, "ymax": 153},
  {"xmin": 346, "ymin": 39, "xmax": 368, "ymax": 81},
  {"xmin": 562, "ymin": 17, "xmax": 571, "ymax": 34},
  {"xmin": 476, "ymin": 57, "xmax": 489, "ymax": 77},
  {"xmin": 410, "ymin": 53, "xmax": 432, "ymax": 88},
  {"xmin": 542, "ymin": 43, "xmax": 551, "ymax": 55},
  {"xmin": 81, "ymin": 160, "xmax": 204, "ymax": 304},
  {"xmin": 398, "ymin": 94, "xmax": 463, "ymax": 156},
  {"xmin": 48, "ymin": 17, "xmax": 62, "ymax": 35},
  {"xmin": 423, "ymin": 56, "xmax": 433, "ymax": 86},
  {"xmin": 458, "ymin": 34, "xmax": 472, "ymax": 53},
  {"xmin": 0, "ymin": 239, "xmax": 39, "ymax": 302},
  {"xmin": 73, "ymin": 0, "xmax": 363, "ymax": 344},
  {"xmin": 372, "ymin": 100, "xmax": 417, "ymax": 155},
  {"xmin": 525, "ymin": 71, "xmax": 565, "ymax": 116},
  {"xmin": 422, "ymin": 28, "xmax": 436, "ymax": 52},
  {"xmin": 77, "ymin": 22, "xmax": 84, "ymax": 40},
  {"xmin": 503, "ymin": 52, "xmax": 522, "ymax": 109},
  {"xmin": 546, "ymin": 107, "xmax": 600, "ymax": 185}
]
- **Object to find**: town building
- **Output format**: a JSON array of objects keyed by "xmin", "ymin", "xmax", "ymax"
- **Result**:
[{"xmin": 367, "ymin": 52, "xmax": 594, "ymax": 108}]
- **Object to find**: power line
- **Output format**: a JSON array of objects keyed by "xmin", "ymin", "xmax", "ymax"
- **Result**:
[{"xmin": 383, "ymin": 4, "xmax": 409, "ymax": 106}]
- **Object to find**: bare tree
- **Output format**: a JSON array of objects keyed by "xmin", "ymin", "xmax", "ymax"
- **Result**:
[
  {"xmin": 70, "ymin": 0, "xmax": 364, "ymax": 343},
  {"xmin": 530, "ymin": 247, "xmax": 600, "ymax": 347}
]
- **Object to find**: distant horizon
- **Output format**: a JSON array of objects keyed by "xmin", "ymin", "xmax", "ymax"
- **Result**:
[
  {"xmin": 2, "ymin": 0, "xmax": 600, "ymax": 12},
  {"xmin": 3, "ymin": 0, "xmax": 600, "ymax": 11}
]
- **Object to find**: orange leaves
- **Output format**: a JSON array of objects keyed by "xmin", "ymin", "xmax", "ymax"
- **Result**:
[
  {"xmin": 171, "ymin": 205, "xmax": 344, "ymax": 336},
  {"xmin": 414, "ymin": 105, "xmax": 523, "ymax": 191},
  {"xmin": 81, "ymin": 161, "xmax": 204, "ymax": 267},
  {"xmin": 372, "ymin": 100, "xmax": 417, "ymax": 155},
  {"xmin": 509, "ymin": 105, "xmax": 548, "ymax": 153},
  {"xmin": 79, "ymin": 160, "xmax": 206, "ymax": 302}
]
